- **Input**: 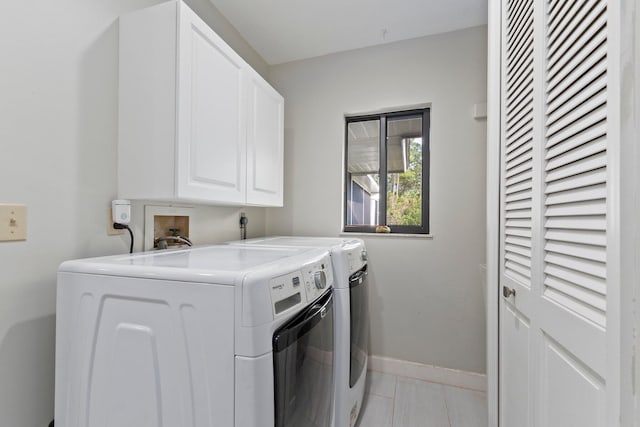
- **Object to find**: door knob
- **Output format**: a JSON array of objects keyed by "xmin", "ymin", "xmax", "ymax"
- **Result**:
[{"xmin": 503, "ymin": 286, "xmax": 516, "ymax": 298}]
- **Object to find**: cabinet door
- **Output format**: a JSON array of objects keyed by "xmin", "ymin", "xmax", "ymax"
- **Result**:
[
  {"xmin": 176, "ymin": 4, "xmax": 247, "ymax": 204},
  {"xmin": 246, "ymin": 70, "xmax": 284, "ymax": 206}
]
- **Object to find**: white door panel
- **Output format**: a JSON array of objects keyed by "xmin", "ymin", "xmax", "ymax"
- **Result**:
[
  {"xmin": 246, "ymin": 70, "xmax": 284, "ymax": 206},
  {"xmin": 189, "ymin": 29, "xmax": 242, "ymax": 186},
  {"xmin": 539, "ymin": 335, "xmax": 606, "ymax": 427},
  {"xmin": 500, "ymin": 0, "xmax": 536, "ymax": 423},
  {"xmin": 499, "ymin": 0, "xmax": 616, "ymax": 425},
  {"xmin": 500, "ymin": 303, "xmax": 531, "ymax": 427},
  {"xmin": 537, "ymin": 299, "xmax": 606, "ymax": 375},
  {"xmin": 177, "ymin": 5, "xmax": 246, "ymax": 203}
]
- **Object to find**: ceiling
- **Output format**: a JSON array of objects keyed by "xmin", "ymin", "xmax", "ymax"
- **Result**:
[{"xmin": 208, "ymin": 0, "xmax": 488, "ymax": 65}]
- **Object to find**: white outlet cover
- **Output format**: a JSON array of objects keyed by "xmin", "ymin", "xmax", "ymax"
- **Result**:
[{"xmin": 143, "ymin": 205, "xmax": 193, "ymax": 251}]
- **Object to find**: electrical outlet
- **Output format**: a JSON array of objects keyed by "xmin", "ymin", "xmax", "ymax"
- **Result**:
[
  {"xmin": 108, "ymin": 208, "xmax": 125, "ymax": 236},
  {"xmin": 0, "ymin": 204, "xmax": 27, "ymax": 242}
]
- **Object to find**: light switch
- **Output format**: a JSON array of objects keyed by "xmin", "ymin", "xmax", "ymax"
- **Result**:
[{"xmin": 0, "ymin": 204, "xmax": 27, "ymax": 242}]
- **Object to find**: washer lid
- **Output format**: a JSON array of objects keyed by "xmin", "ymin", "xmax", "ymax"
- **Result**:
[
  {"xmin": 228, "ymin": 236, "xmax": 362, "ymax": 248},
  {"xmin": 113, "ymin": 245, "xmax": 306, "ymax": 270},
  {"xmin": 58, "ymin": 245, "xmax": 313, "ymax": 284}
]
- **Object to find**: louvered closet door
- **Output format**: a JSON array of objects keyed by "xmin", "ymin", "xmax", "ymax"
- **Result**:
[
  {"xmin": 538, "ymin": 0, "xmax": 608, "ymax": 424},
  {"xmin": 499, "ymin": 0, "xmax": 536, "ymax": 425},
  {"xmin": 499, "ymin": 0, "xmax": 611, "ymax": 426}
]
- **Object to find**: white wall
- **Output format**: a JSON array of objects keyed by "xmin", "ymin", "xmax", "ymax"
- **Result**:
[
  {"xmin": 0, "ymin": 0, "xmax": 266, "ymax": 425},
  {"xmin": 267, "ymin": 26, "xmax": 488, "ymax": 373}
]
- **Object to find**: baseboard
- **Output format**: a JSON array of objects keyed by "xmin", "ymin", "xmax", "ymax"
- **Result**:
[{"xmin": 368, "ymin": 355, "xmax": 487, "ymax": 392}]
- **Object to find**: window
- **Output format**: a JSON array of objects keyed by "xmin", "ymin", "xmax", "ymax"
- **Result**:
[{"xmin": 344, "ymin": 108, "xmax": 430, "ymax": 234}]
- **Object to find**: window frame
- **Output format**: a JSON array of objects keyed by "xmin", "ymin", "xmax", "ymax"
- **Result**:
[{"xmin": 343, "ymin": 108, "xmax": 431, "ymax": 235}]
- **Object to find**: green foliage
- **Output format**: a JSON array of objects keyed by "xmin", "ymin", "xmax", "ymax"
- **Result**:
[{"xmin": 386, "ymin": 138, "xmax": 423, "ymax": 226}]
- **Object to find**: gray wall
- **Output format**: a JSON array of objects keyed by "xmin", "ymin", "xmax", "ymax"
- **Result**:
[
  {"xmin": 0, "ymin": 0, "xmax": 266, "ymax": 425},
  {"xmin": 266, "ymin": 26, "xmax": 488, "ymax": 373}
]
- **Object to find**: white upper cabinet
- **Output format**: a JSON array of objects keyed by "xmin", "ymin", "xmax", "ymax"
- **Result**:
[
  {"xmin": 246, "ymin": 69, "xmax": 284, "ymax": 206},
  {"xmin": 118, "ymin": 1, "xmax": 283, "ymax": 206},
  {"xmin": 176, "ymin": 4, "xmax": 247, "ymax": 204}
]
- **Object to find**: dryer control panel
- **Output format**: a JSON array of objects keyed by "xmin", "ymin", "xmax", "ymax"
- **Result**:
[{"xmin": 345, "ymin": 242, "xmax": 367, "ymax": 275}]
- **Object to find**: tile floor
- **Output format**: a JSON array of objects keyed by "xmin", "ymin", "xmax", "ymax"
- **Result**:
[{"xmin": 357, "ymin": 371, "xmax": 488, "ymax": 427}]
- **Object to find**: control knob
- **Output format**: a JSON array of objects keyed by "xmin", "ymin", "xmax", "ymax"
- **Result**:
[{"xmin": 314, "ymin": 271, "xmax": 327, "ymax": 289}]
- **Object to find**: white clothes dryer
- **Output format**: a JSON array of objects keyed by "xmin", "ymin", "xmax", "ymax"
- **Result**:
[
  {"xmin": 228, "ymin": 237, "xmax": 369, "ymax": 427},
  {"xmin": 55, "ymin": 245, "xmax": 335, "ymax": 427}
]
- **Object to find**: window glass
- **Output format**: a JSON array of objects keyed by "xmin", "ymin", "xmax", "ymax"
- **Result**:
[
  {"xmin": 386, "ymin": 116, "xmax": 423, "ymax": 226},
  {"xmin": 346, "ymin": 119, "xmax": 380, "ymax": 226}
]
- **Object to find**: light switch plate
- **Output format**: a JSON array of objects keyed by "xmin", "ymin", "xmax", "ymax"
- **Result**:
[{"xmin": 0, "ymin": 204, "xmax": 27, "ymax": 241}]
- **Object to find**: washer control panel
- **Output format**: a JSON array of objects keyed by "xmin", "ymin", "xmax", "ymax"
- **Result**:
[
  {"xmin": 268, "ymin": 253, "xmax": 333, "ymax": 317},
  {"xmin": 302, "ymin": 254, "xmax": 333, "ymax": 302},
  {"xmin": 269, "ymin": 271, "xmax": 305, "ymax": 316}
]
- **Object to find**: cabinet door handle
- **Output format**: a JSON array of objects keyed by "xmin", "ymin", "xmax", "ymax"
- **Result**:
[{"xmin": 503, "ymin": 286, "xmax": 516, "ymax": 298}]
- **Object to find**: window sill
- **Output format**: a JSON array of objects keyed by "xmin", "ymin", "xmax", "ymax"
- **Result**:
[{"xmin": 340, "ymin": 232, "xmax": 433, "ymax": 239}]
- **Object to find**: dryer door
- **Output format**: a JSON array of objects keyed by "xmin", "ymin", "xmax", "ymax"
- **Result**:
[{"xmin": 273, "ymin": 290, "xmax": 334, "ymax": 427}]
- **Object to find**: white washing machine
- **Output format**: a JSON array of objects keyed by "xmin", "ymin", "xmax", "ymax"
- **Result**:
[
  {"xmin": 228, "ymin": 237, "xmax": 369, "ymax": 427},
  {"xmin": 55, "ymin": 244, "xmax": 335, "ymax": 427}
]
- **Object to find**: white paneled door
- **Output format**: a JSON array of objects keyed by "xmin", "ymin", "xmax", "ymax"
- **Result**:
[{"xmin": 499, "ymin": 0, "xmax": 617, "ymax": 425}]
